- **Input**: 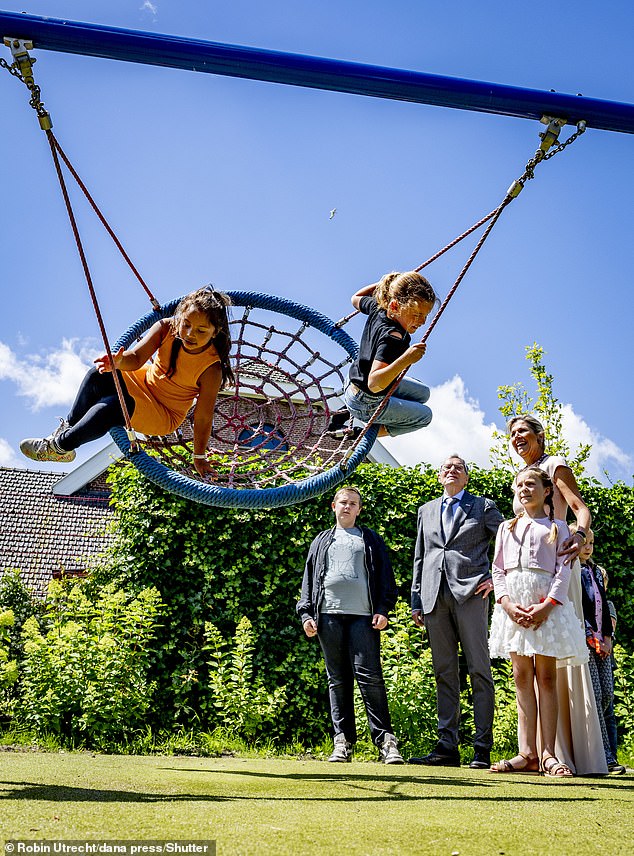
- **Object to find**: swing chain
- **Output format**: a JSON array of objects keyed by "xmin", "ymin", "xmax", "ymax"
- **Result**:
[
  {"xmin": 2, "ymin": 37, "xmax": 52, "ymax": 130},
  {"xmin": 507, "ymin": 118, "xmax": 586, "ymax": 198},
  {"xmin": 523, "ymin": 117, "xmax": 587, "ymax": 181}
]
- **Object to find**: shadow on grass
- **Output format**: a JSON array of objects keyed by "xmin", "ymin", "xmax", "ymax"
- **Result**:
[
  {"xmin": 164, "ymin": 765, "xmax": 634, "ymax": 793},
  {"xmin": 2, "ymin": 773, "xmax": 630, "ymax": 805}
]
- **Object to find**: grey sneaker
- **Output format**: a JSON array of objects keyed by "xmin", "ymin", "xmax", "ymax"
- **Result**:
[
  {"xmin": 328, "ymin": 734, "xmax": 352, "ymax": 763},
  {"xmin": 20, "ymin": 418, "xmax": 76, "ymax": 463},
  {"xmin": 380, "ymin": 733, "xmax": 404, "ymax": 765}
]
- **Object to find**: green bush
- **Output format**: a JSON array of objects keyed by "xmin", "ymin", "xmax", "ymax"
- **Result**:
[
  {"xmin": 0, "ymin": 568, "xmax": 39, "ymax": 662},
  {"xmin": 91, "ymin": 459, "xmax": 632, "ymax": 747},
  {"xmin": 18, "ymin": 579, "xmax": 163, "ymax": 748},
  {"xmin": 203, "ymin": 616, "xmax": 286, "ymax": 738},
  {"xmin": 0, "ymin": 609, "xmax": 18, "ymax": 718},
  {"xmin": 613, "ymin": 645, "xmax": 634, "ymax": 754}
]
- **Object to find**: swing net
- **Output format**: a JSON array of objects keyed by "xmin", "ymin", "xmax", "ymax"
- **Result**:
[
  {"xmin": 2, "ymin": 36, "xmax": 587, "ymax": 509},
  {"xmin": 109, "ymin": 291, "xmax": 378, "ymax": 509}
]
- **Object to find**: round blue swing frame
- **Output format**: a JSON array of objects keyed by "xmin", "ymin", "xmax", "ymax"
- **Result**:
[{"xmin": 109, "ymin": 290, "xmax": 378, "ymax": 509}]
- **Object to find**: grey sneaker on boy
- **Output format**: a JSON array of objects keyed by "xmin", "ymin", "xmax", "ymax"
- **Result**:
[
  {"xmin": 328, "ymin": 734, "xmax": 352, "ymax": 763},
  {"xmin": 380, "ymin": 733, "xmax": 404, "ymax": 765},
  {"xmin": 20, "ymin": 418, "xmax": 76, "ymax": 463}
]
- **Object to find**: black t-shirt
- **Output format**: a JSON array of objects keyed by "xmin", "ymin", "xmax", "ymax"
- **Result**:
[{"xmin": 348, "ymin": 296, "xmax": 410, "ymax": 395}]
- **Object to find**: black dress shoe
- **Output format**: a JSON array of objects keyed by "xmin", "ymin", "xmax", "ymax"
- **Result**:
[
  {"xmin": 408, "ymin": 750, "xmax": 461, "ymax": 767},
  {"xmin": 469, "ymin": 751, "xmax": 491, "ymax": 769}
]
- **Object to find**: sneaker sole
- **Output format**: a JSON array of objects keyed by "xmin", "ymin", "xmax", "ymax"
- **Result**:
[{"xmin": 20, "ymin": 440, "xmax": 76, "ymax": 463}]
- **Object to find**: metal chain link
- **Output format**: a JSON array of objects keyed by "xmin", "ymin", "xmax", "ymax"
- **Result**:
[
  {"xmin": 520, "ymin": 121, "xmax": 587, "ymax": 183},
  {"xmin": 0, "ymin": 54, "xmax": 22, "ymax": 80},
  {"xmin": 1, "ymin": 44, "xmax": 52, "ymax": 127}
]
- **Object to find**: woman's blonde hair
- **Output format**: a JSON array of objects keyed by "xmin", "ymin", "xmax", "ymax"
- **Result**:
[
  {"xmin": 507, "ymin": 414, "xmax": 546, "ymax": 452},
  {"xmin": 508, "ymin": 466, "xmax": 558, "ymax": 543},
  {"xmin": 374, "ymin": 271, "xmax": 437, "ymax": 312}
]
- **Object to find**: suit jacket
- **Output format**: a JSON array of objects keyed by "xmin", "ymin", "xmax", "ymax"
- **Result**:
[{"xmin": 411, "ymin": 490, "xmax": 503, "ymax": 613}]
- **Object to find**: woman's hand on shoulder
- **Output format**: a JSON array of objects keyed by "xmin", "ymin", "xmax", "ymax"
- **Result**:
[{"xmin": 557, "ymin": 532, "xmax": 584, "ymax": 564}]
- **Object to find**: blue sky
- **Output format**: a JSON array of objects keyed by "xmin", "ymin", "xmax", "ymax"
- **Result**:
[{"xmin": 0, "ymin": 1, "xmax": 632, "ymax": 483}]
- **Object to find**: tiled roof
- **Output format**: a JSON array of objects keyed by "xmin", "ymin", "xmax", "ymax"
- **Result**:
[{"xmin": 0, "ymin": 467, "xmax": 115, "ymax": 598}]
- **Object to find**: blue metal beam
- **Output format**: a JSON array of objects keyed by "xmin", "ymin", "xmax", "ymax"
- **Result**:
[{"xmin": 2, "ymin": 10, "xmax": 633, "ymax": 134}]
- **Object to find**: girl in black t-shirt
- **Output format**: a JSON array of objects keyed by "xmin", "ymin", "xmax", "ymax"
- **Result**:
[{"xmin": 342, "ymin": 271, "xmax": 437, "ymax": 437}]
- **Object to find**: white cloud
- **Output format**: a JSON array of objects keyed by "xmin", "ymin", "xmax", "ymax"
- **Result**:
[
  {"xmin": 381, "ymin": 375, "xmax": 497, "ymax": 470},
  {"xmin": 380, "ymin": 375, "xmax": 633, "ymax": 485},
  {"xmin": 560, "ymin": 404, "xmax": 633, "ymax": 482},
  {"xmin": 0, "ymin": 437, "xmax": 20, "ymax": 467},
  {"xmin": 0, "ymin": 339, "xmax": 96, "ymax": 411},
  {"xmin": 141, "ymin": 1, "xmax": 158, "ymax": 17}
]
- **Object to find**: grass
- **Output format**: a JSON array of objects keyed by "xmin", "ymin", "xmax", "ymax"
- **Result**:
[{"xmin": 1, "ymin": 752, "xmax": 633, "ymax": 855}]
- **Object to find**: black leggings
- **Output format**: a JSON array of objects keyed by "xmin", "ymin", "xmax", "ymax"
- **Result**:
[{"xmin": 57, "ymin": 367, "xmax": 136, "ymax": 452}]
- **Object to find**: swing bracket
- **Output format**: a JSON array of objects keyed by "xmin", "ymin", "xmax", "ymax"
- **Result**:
[
  {"xmin": 538, "ymin": 115, "xmax": 567, "ymax": 154},
  {"xmin": 2, "ymin": 36, "xmax": 52, "ymax": 130},
  {"xmin": 3, "ymin": 36, "xmax": 35, "ymax": 83}
]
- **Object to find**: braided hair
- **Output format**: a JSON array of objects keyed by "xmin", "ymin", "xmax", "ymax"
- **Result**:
[
  {"xmin": 508, "ymin": 466, "xmax": 558, "ymax": 544},
  {"xmin": 374, "ymin": 270, "xmax": 438, "ymax": 312},
  {"xmin": 167, "ymin": 286, "xmax": 235, "ymax": 388}
]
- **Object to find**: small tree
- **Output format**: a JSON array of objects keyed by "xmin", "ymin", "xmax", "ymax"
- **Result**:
[{"xmin": 489, "ymin": 343, "xmax": 591, "ymax": 477}]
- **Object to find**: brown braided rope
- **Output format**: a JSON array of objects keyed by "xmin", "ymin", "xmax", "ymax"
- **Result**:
[{"xmin": 44, "ymin": 129, "xmax": 138, "ymax": 450}]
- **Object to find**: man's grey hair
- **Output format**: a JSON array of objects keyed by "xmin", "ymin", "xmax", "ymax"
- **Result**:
[{"xmin": 440, "ymin": 454, "xmax": 469, "ymax": 474}]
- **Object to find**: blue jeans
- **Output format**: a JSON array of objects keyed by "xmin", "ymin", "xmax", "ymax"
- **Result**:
[
  {"xmin": 343, "ymin": 376, "xmax": 432, "ymax": 437},
  {"xmin": 318, "ymin": 613, "xmax": 393, "ymax": 746}
]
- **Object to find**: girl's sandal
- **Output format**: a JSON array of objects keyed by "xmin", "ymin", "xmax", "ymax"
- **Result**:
[
  {"xmin": 490, "ymin": 752, "xmax": 540, "ymax": 773},
  {"xmin": 541, "ymin": 755, "xmax": 574, "ymax": 778}
]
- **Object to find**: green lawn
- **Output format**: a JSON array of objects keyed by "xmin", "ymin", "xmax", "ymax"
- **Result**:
[{"xmin": 1, "ymin": 752, "xmax": 633, "ymax": 855}]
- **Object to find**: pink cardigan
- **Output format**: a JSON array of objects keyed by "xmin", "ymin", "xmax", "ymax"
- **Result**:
[{"xmin": 492, "ymin": 516, "xmax": 571, "ymax": 604}]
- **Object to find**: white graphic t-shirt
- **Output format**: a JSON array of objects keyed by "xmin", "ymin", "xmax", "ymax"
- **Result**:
[{"xmin": 320, "ymin": 527, "xmax": 371, "ymax": 615}]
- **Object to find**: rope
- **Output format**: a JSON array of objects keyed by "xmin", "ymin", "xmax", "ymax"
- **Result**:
[
  {"xmin": 49, "ymin": 135, "xmax": 160, "ymax": 310},
  {"xmin": 343, "ymin": 196, "xmax": 511, "ymax": 457},
  {"xmin": 343, "ymin": 119, "xmax": 587, "ymax": 458},
  {"xmin": 44, "ymin": 128, "xmax": 139, "ymax": 452}
]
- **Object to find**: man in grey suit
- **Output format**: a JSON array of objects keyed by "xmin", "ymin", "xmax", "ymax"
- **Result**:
[{"xmin": 410, "ymin": 454, "xmax": 503, "ymax": 769}]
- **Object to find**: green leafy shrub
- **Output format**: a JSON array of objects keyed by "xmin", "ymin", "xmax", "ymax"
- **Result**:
[
  {"xmin": 613, "ymin": 645, "xmax": 634, "ymax": 754},
  {"xmin": 0, "ymin": 609, "xmax": 18, "ymax": 717},
  {"xmin": 89, "ymin": 458, "xmax": 632, "ymax": 746},
  {"xmin": 0, "ymin": 568, "xmax": 39, "ymax": 661},
  {"xmin": 350, "ymin": 599, "xmax": 438, "ymax": 754},
  {"xmin": 203, "ymin": 616, "xmax": 286, "ymax": 738},
  {"xmin": 18, "ymin": 579, "xmax": 163, "ymax": 748}
]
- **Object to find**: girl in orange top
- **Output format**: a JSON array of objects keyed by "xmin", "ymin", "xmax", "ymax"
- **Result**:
[{"xmin": 20, "ymin": 287, "xmax": 234, "ymax": 478}]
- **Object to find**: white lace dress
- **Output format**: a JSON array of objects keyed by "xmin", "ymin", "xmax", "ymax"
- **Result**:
[{"xmin": 489, "ymin": 537, "xmax": 587, "ymax": 661}]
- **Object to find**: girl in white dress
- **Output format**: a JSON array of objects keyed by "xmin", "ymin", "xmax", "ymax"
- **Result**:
[{"xmin": 489, "ymin": 467, "xmax": 586, "ymax": 777}]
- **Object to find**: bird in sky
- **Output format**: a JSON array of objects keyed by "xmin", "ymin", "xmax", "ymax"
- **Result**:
[{"xmin": 329, "ymin": 208, "xmax": 337, "ymax": 219}]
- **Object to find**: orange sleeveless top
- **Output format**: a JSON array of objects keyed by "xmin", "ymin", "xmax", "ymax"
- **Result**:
[{"xmin": 123, "ymin": 329, "xmax": 220, "ymax": 435}]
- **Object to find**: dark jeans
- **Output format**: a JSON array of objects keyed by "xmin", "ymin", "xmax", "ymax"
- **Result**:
[
  {"xmin": 58, "ymin": 367, "xmax": 135, "ymax": 451},
  {"xmin": 318, "ymin": 613, "xmax": 393, "ymax": 746}
]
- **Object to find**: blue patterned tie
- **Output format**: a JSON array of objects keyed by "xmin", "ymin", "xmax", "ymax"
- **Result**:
[{"xmin": 442, "ymin": 497, "xmax": 456, "ymax": 542}]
